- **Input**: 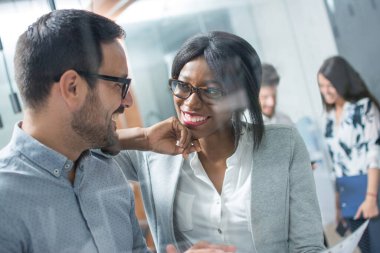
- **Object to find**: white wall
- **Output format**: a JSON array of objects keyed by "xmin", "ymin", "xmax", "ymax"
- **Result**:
[
  {"xmin": 246, "ymin": 0, "xmax": 338, "ymax": 122},
  {"xmin": 328, "ymin": 0, "xmax": 380, "ymax": 100},
  {"xmin": 0, "ymin": 1, "xmax": 51, "ymax": 148}
]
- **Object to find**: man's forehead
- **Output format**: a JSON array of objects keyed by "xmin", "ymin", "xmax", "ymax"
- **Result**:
[
  {"xmin": 100, "ymin": 41, "xmax": 128, "ymax": 75},
  {"xmin": 260, "ymin": 85, "xmax": 277, "ymax": 93}
]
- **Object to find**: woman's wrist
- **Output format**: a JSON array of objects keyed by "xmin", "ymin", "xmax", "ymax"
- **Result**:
[{"xmin": 366, "ymin": 192, "xmax": 378, "ymax": 198}]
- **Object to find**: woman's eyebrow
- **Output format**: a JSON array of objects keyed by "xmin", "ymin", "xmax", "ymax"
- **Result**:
[
  {"xmin": 178, "ymin": 74, "xmax": 190, "ymax": 81},
  {"xmin": 178, "ymin": 75, "xmax": 219, "ymax": 84}
]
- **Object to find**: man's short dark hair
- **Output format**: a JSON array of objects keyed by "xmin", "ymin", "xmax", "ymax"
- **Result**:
[
  {"xmin": 14, "ymin": 9, "xmax": 125, "ymax": 109},
  {"xmin": 261, "ymin": 63, "xmax": 280, "ymax": 87}
]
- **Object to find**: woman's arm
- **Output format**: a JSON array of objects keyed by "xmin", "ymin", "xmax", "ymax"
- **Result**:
[
  {"xmin": 104, "ymin": 117, "xmax": 199, "ymax": 156},
  {"xmin": 354, "ymin": 168, "xmax": 379, "ymax": 219},
  {"xmin": 354, "ymin": 100, "xmax": 380, "ymax": 219},
  {"xmin": 110, "ymin": 117, "xmax": 200, "ymax": 181}
]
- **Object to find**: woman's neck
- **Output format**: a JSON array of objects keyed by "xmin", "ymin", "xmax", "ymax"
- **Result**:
[{"xmin": 197, "ymin": 126, "xmax": 236, "ymax": 163}]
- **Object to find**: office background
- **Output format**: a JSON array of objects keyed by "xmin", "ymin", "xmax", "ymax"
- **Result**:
[{"xmin": 1, "ymin": 0, "xmax": 379, "ymax": 249}]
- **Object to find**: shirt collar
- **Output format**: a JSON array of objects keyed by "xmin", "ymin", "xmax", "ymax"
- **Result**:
[
  {"xmin": 226, "ymin": 129, "xmax": 251, "ymax": 167},
  {"xmin": 189, "ymin": 128, "xmax": 251, "ymax": 173},
  {"xmin": 262, "ymin": 113, "xmax": 277, "ymax": 124},
  {"xmin": 9, "ymin": 122, "xmax": 74, "ymax": 178}
]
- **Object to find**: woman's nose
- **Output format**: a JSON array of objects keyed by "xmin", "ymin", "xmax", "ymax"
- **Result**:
[{"xmin": 183, "ymin": 91, "xmax": 202, "ymax": 108}]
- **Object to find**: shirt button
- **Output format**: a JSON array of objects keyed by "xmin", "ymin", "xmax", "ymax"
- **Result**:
[
  {"xmin": 53, "ymin": 169, "xmax": 60, "ymax": 177},
  {"xmin": 64, "ymin": 164, "xmax": 70, "ymax": 169},
  {"xmin": 342, "ymin": 203, "xmax": 346, "ymax": 208},
  {"xmin": 217, "ymin": 228, "xmax": 222, "ymax": 234}
]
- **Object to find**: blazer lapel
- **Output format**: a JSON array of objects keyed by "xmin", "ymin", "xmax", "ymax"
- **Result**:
[
  {"xmin": 149, "ymin": 154, "xmax": 184, "ymax": 242},
  {"xmin": 250, "ymin": 145, "xmax": 264, "ymax": 253}
]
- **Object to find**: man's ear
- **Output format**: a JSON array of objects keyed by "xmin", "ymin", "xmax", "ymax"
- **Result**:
[{"xmin": 57, "ymin": 70, "xmax": 88, "ymax": 111}]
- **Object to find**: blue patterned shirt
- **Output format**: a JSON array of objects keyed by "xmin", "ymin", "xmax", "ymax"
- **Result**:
[
  {"xmin": 0, "ymin": 123, "xmax": 149, "ymax": 253},
  {"xmin": 324, "ymin": 98, "xmax": 380, "ymax": 177}
]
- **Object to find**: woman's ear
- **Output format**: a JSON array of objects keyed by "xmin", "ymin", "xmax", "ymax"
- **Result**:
[{"xmin": 57, "ymin": 70, "xmax": 88, "ymax": 111}]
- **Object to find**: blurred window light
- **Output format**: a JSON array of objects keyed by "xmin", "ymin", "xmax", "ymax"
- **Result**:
[
  {"xmin": 326, "ymin": 0, "xmax": 335, "ymax": 13},
  {"xmin": 117, "ymin": 0, "xmax": 250, "ymax": 24}
]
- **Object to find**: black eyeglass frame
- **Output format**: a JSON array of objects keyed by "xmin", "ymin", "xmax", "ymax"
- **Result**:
[
  {"xmin": 168, "ymin": 78, "xmax": 225, "ymax": 101},
  {"xmin": 77, "ymin": 70, "xmax": 132, "ymax": 99}
]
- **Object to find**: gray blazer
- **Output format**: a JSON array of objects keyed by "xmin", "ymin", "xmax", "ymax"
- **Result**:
[{"xmin": 114, "ymin": 125, "xmax": 325, "ymax": 253}]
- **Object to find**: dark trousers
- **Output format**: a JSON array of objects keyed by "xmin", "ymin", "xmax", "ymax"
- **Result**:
[{"xmin": 346, "ymin": 217, "xmax": 380, "ymax": 253}]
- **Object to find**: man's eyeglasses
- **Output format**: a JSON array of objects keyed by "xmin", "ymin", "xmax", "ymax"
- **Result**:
[
  {"xmin": 168, "ymin": 79, "xmax": 225, "ymax": 102},
  {"xmin": 77, "ymin": 71, "xmax": 131, "ymax": 99}
]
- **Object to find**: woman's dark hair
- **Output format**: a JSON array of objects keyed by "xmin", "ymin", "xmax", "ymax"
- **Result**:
[
  {"xmin": 318, "ymin": 56, "xmax": 380, "ymax": 111},
  {"xmin": 171, "ymin": 31, "xmax": 264, "ymax": 150},
  {"xmin": 14, "ymin": 9, "xmax": 125, "ymax": 109}
]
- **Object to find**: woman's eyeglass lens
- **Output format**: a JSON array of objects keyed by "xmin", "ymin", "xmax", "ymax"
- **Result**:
[{"xmin": 169, "ymin": 79, "xmax": 224, "ymax": 101}]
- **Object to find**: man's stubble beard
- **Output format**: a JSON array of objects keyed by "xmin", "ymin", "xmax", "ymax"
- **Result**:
[{"xmin": 71, "ymin": 90, "xmax": 117, "ymax": 149}]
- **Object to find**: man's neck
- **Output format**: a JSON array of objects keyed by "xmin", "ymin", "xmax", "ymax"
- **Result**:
[
  {"xmin": 22, "ymin": 111, "xmax": 85, "ymax": 162},
  {"xmin": 263, "ymin": 113, "xmax": 275, "ymax": 120}
]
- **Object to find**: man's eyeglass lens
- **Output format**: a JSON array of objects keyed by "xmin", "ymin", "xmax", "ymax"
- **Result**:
[{"xmin": 77, "ymin": 71, "xmax": 131, "ymax": 99}]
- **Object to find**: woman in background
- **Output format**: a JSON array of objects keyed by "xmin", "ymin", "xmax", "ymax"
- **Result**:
[
  {"xmin": 318, "ymin": 56, "xmax": 380, "ymax": 253},
  {"xmin": 115, "ymin": 31, "xmax": 325, "ymax": 253}
]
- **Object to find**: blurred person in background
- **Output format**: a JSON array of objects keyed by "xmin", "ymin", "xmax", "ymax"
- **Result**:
[
  {"xmin": 318, "ymin": 55, "xmax": 380, "ymax": 253},
  {"xmin": 114, "ymin": 31, "xmax": 325, "ymax": 253},
  {"xmin": 257, "ymin": 63, "xmax": 293, "ymax": 125}
]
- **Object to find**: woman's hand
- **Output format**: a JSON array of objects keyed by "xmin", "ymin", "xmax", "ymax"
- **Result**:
[
  {"xmin": 354, "ymin": 197, "xmax": 379, "ymax": 219},
  {"xmin": 145, "ymin": 117, "xmax": 201, "ymax": 158}
]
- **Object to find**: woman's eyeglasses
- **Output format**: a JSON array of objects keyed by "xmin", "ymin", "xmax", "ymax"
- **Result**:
[{"xmin": 168, "ymin": 79, "xmax": 225, "ymax": 102}]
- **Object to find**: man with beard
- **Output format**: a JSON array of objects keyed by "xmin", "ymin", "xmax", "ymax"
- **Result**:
[{"xmin": 0, "ymin": 9, "xmax": 233, "ymax": 253}]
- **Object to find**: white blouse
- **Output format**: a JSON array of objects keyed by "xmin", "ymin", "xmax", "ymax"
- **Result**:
[
  {"xmin": 324, "ymin": 98, "xmax": 380, "ymax": 177},
  {"xmin": 174, "ymin": 130, "xmax": 255, "ymax": 253}
]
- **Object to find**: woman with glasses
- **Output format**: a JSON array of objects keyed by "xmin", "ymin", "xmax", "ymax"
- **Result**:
[
  {"xmin": 318, "ymin": 56, "xmax": 380, "ymax": 253},
  {"xmin": 113, "ymin": 31, "xmax": 325, "ymax": 253}
]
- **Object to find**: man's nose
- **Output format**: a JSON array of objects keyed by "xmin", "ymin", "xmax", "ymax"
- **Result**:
[
  {"xmin": 267, "ymin": 97, "xmax": 275, "ymax": 107},
  {"xmin": 122, "ymin": 90, "xmax": 133, "ymax": 108}
]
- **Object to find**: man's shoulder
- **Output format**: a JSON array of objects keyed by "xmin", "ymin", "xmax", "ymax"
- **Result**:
[
  {"xmin": 0, "ymin": 152, "xmax": 28, "ymax": 211},
  {"xmin": 0, "ymin": 143, "xmax": 15, "ymax": 165},
  {"xmin": 0, "ymin": 144, "xmax": 21, "ymax": 175}
]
